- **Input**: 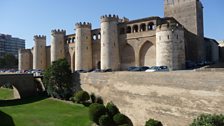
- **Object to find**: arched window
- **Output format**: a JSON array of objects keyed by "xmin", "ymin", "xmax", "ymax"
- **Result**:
[
  {"xmin": 126, "ymin": 26, "xmax": 131, "ymax": 33},
  {"xmin": 72, "ymin": 37, "xmax": 75, "ymax": 43},
  {"xmin": 133, "ymin": 25, "xmax": 138, "ymax": 33},
  {"xmin": 140, "ymin": 23, "xmax": 146, "ymax": 32},
  {"xmin": 98, "ymin": 33, "xmax": 101, "ymax": 39},
  {"xmin": 120, "ymin": 27, "xmax": 125, "ymax": 34},
  {"xmin": 93, "ymin": 34, "xmax": 97, "ymax": 40},
  {"xmin": 148, "ymin": 22, "xmax": 155, "ymax": 30}
]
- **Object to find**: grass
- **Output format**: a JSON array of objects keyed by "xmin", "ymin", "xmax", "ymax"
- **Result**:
[
  {"xmin": 0, "ymin": 87, "xmax": 13, "ymax": 100},
  {"xmin": 0, "ymin": 97, "xmax": 92, "ymax": 126}
]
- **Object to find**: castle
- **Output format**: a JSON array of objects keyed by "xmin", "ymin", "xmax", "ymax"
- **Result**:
[{"xmin": 18, "ymin": 0, "xmax": 219, "ymax": 71}]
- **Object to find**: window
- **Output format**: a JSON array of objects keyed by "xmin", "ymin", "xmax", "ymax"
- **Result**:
[
  {"xmin": 140, "ymin": 23, "xmax": 146, "ymax": 32},
  {"xmin": 148, "ymin": 22, "xmax": 155, "ymax": 30},
  {"xmin": 98, "ymin": 33, "xmax": 101, "ymax": 39},
  {"xmin": 133, "ymin": 25, "xmax": 138, "ymax": 33},
  {"xmin": 93, "ymin": 34, "xmax": 97, "ymax": 40}
]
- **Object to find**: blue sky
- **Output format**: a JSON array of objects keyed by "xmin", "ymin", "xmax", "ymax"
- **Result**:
[{"xmin": 0, "ymin": 0, "xmax": 223, "ymax": 48}]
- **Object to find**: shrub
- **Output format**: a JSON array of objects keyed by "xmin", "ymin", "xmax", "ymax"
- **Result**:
[
  {"xmin": 90, "ymin": 93, "xmax": 96, "ymax": 103},
  {"xmin": 89, "ymin": 103, "xmax": 107, "ymax": 125},
  {"xmin": 190, "ymin": 114, "xmax": 224, "ymax": 126},
  {"xmin": 74, "ymin": 91, "xmax": 90, "ymax": 103},
  {"xmin": 113, "ymin": 113, "xmax": 127, "ymax": 125},
  {"xmin": 145, "ymin": 119, "xmax": 163, "ymax": 126},
  {"xmin": 95, "ymin": 96, "xmax": 104, "ymax": 104},
  {"xmin": 106, "ymin": 102, "xmax": 120, "ymax": 117},
  {"xmin": 99, "ymin": 114, "xmax": 113, "ymax": 126},
  {"xmin": 43, "ymin": 58, "xmax": 73, "ymax": 99}
]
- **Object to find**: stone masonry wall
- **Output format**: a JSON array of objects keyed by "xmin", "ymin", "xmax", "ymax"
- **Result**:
[{"xmin": 80, "ymin": 71, "xmax": 224, "ymax": 126}]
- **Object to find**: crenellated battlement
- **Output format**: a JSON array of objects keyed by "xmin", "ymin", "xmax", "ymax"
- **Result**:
[
  {"xmin": 100, "ymin": 14, "xmax": 119, "ymax": 22},
  {"xmin": 164, "ymin": 0, "xmax": 197, "ymax": 5},
  {"xmin": 51, "ymin": 29, "xmax": 66, "ymax": 35},
  {"xmin": 19, "ymin": 48, "xmax": 32, "ymax": 53},
  {"xmin": 75, "ymin": 22, "xmax": 92, "ymax": 29},
  {"xmin": 156, "ymin": 22, "xmax": 184, "ymax": 32},
  {"xmin": 34, "ymin": 35, "xmax": 46, "ymax": 40}
]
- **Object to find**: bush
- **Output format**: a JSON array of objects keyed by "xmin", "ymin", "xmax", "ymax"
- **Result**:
[
  {"xmin": 89, "ymin": 103, "xmax": 107, "ymax": 125},
  {"xmin": 43, "ymin": 58, "xmax": 73, "ymax": 99},
  {"xmin": 106, "ymin": 102, "xmax": 120, "ymax": 117},
  {"xmin": 90, "ymin": 93, "xmax": 96, "ymax": 103},
  {"xmin": 95, "ymin": 96, "xmax": 104, "ymax": 104},
  {"xmin": 74, "ymin": 91, "xmax": 90, "ymax": 103},
  {"xmin": 113, "ymin": 113, "xmax": 127, "ymax": 125},
  {"xmin": 99, "ymin": 114, "xmax": 113, "ymax": 126},
  {"xmin": 190, "ymin": 114, "xmax": 224, "ymax": 126},
  {"xmin": 145, "ymin": 119, "xmax": 163, "ymax": 126}
]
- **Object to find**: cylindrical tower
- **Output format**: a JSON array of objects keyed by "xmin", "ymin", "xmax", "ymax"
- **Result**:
[
  {"xmin": 156, "ymin": 22, "xmax": 185, "ymax": 70},
  {"xmin": 18, "ymin": 49, "xmax": 32, "ymax": 71},
  {"xmin": 33, "ymin": 35, "xmax": 46, "ymax": 70},
  {"xmin": 75, "ymin": 22, "xmax": 92, "ymax": 71},
  {"xmin": 100, "ymin": 14, "xmax": 120, "ymax": 70},
  {"xmin": 51, "ymin": 29, "xmax": 66, "ymax": 63}
]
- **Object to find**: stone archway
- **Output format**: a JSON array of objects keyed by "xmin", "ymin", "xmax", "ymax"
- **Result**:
[
  {"xmin": 0, "ymin": 74, "xmax": 38, "ymax": 99},
  {"xmin": 139, "ymin": 41, "xmax": 156, "ymax": 66},
  {"xmin": 121, "ymin": 44, "xmax": 135, "ymax": 70}
]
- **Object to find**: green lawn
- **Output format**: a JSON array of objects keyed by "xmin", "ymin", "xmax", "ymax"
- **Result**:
[
  {"xmin": 0, "ymin": 97, "xmax": 92, "ymax": 126},
  {"xmin": 0, "ymin": 87, "xmax": 13, "ymax": 100}
]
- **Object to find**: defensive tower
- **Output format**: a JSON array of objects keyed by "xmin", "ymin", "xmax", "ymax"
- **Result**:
[
  {"xmin": 156, "ymin": 22, "xmax": 185, "ymax": 70},
  {"xmin": 51, "ymin": 29, "xmax": 66, "ymax": 63},
  {"xmin": 164, "ymin": 0, "xmax": 204, "ymax": 37},
  {"xmin": 33, "ymin": 35, "xmax": 46, "ymax": 70},
  {"xmin": 18, "ymin": 49, "xmax": 33, "ymax": 71},
  {"xmin": 100, "ymin": 14, "xmax": 120, "ymax": 70},
  {"xmin": 75, "ymin": 22, "xmax": 92, "ymax": 71}
]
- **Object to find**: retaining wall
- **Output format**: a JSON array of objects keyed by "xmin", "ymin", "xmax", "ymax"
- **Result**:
[{"xmin": 80, "ymin": 71, "xmax": 224, "ymax": 126}]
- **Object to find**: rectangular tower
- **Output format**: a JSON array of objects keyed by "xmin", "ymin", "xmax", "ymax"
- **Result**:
[{"xmin": 164, "ymin": 0, "xmax": 204, "ymax": 37}]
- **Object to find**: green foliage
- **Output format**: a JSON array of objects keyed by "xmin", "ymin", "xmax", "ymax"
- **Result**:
[
  {"xmin": 113, "ymin": 113, "xmax": 127, "ymax": 125},
  {"xmin": 0, "ymin": 53, "xmax": 17, "ymax": 69},
  {"xmin": 106, "ymin": 102, "xmax": 120, "ymax": 117},
  {"xmin": 90, "ymin": 93, "xmax": 96, "ymax": 103},
  {"xmin": 73, "ymin": 91, "xmax": 90, "ymax": 103},
  {"xmin": 190, "ymin": 114, "xmax": 224, "ymax": 126},
  {"xmin": 99, "ymin": 114, "xmax": 113, "ymax": 126},
  {"xmin": 89, "ymin": 103, "xmax": 107, "ymax": 125},
  {"xmin": 43, "ymin": 58, "xmax": 73, "ymax": 100},
  {"xmin": 145, "ymin": 119, "xmax": 163, "ymax": 126},
  {"xmin": 95, "ymin": 96, "xmax": 104, "ymax": 104}
]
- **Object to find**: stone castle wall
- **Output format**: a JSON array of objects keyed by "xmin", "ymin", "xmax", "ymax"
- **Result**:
[{"xmin": 81, "ymin": 71, "xmax": 224, "ymax": 126}]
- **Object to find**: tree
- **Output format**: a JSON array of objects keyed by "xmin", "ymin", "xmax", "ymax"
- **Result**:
[
  {"xmin": 43, "ymin": 58, "xmax": 73, "ymax": 99},
  {"xmin": 0, "ymin": 53, "xmax": 18, "ymax": 69}
]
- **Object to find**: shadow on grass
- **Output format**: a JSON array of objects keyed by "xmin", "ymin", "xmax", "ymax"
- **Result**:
[
  {"xmin": 0, "ymin": 111, "xmax": 15, "ymax": 126},
  {"xmin": 0, "ymin": 92, "xmax": 49, "ymax": 107}
]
